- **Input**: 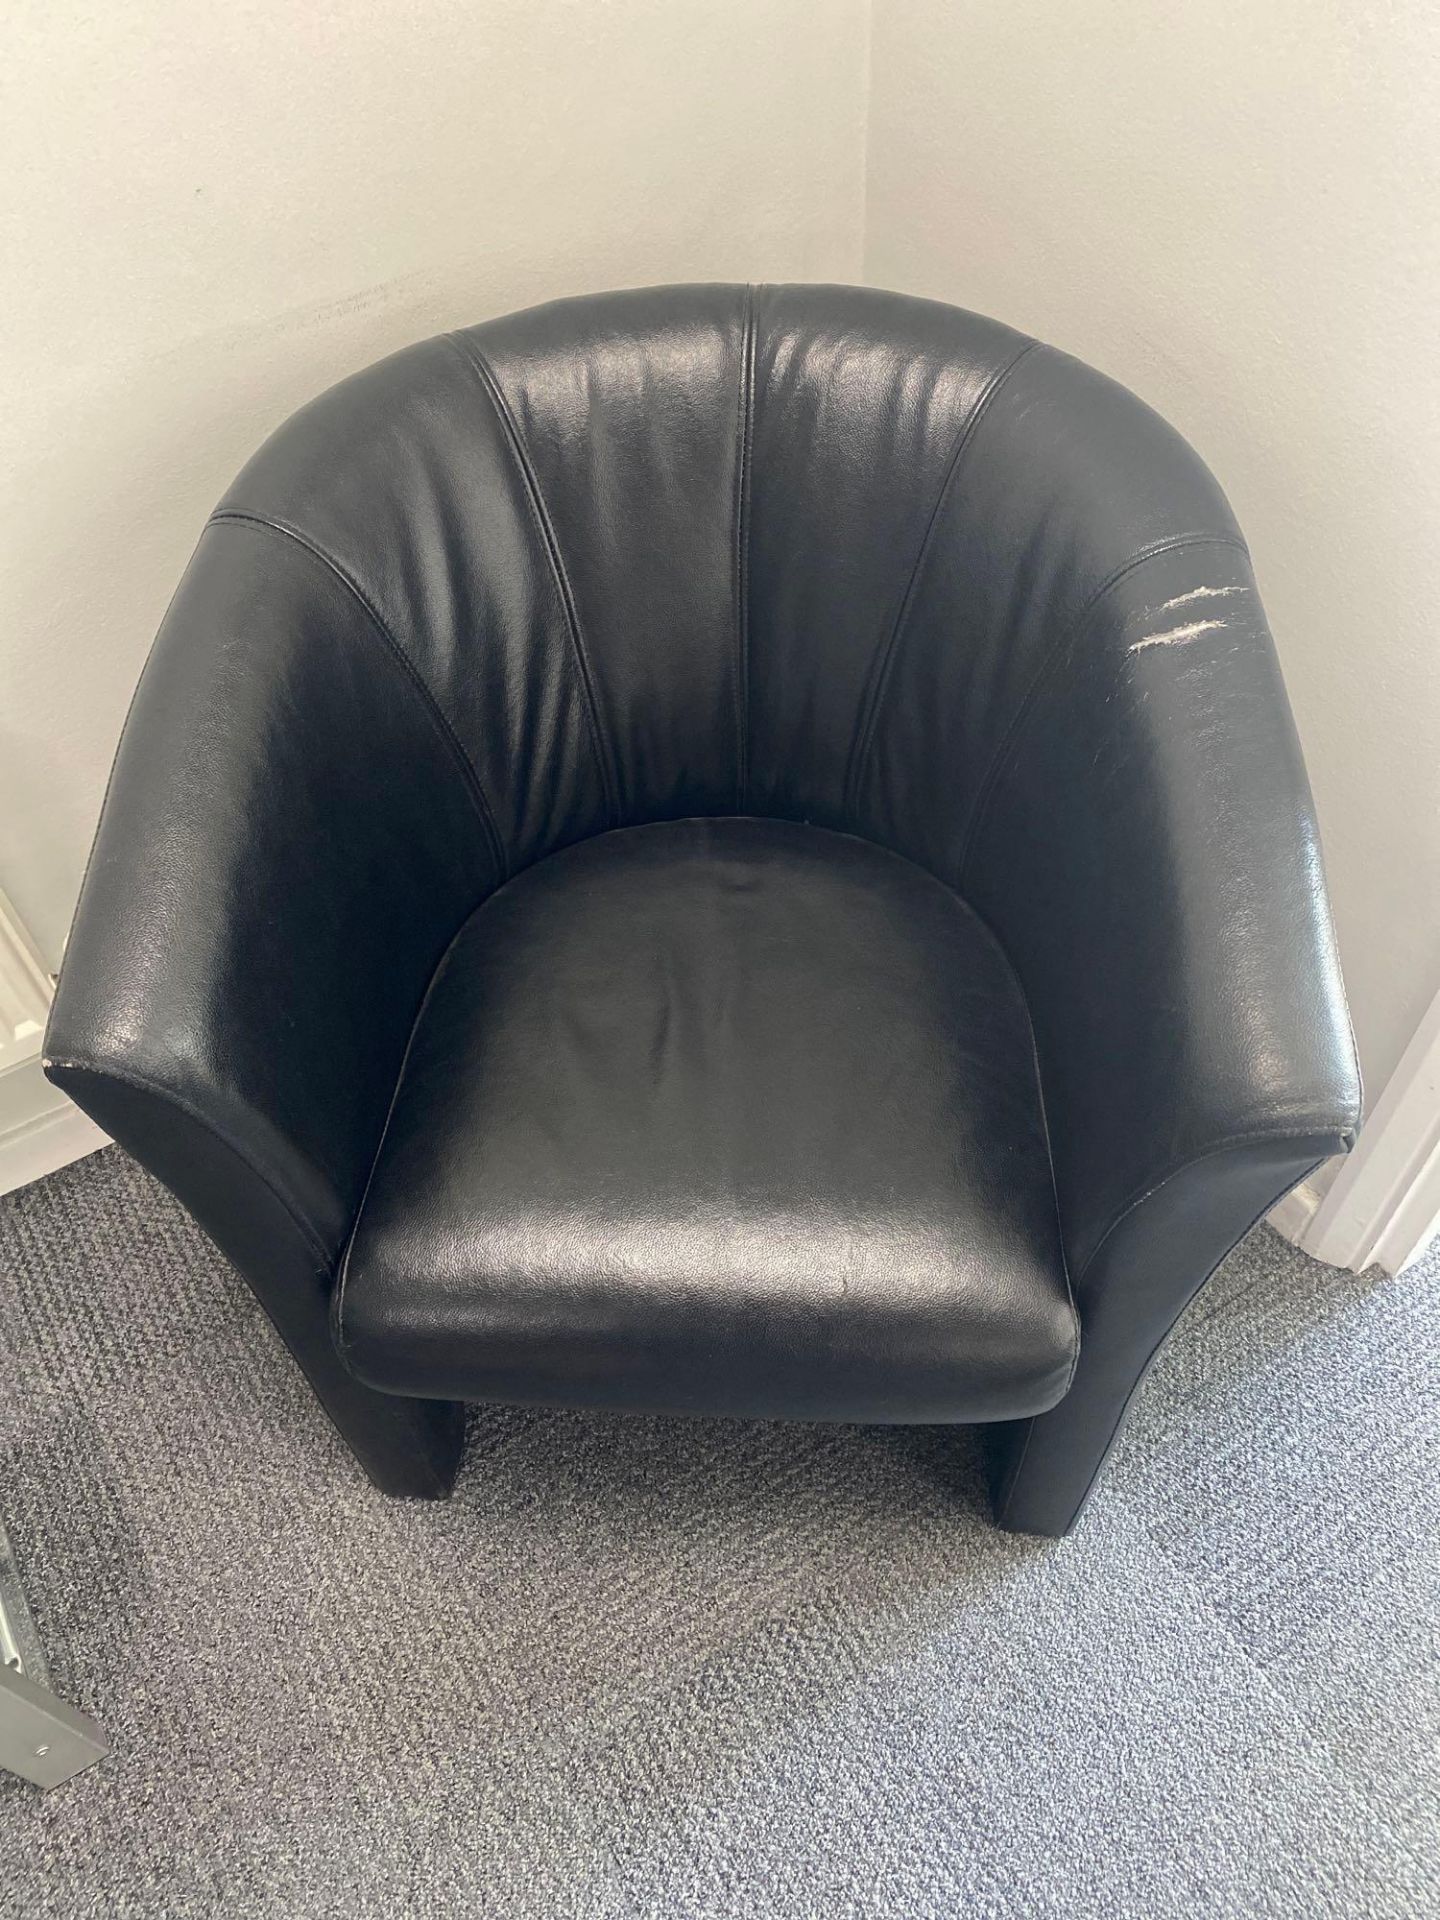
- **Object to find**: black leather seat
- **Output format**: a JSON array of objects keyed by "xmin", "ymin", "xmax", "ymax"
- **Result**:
[
  {"xmin": 339, "ymin": 817, "xmax": 1077, "ymax": 1418},
  {"xmin": 45, "ymin": 284, "xmax": 1362, "ymax": 1534}
]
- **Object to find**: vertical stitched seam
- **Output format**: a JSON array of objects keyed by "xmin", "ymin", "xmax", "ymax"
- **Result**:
[
  {"xmin": 445, "ymin": 333, "xmax": 621, "ymax": 827},
  {"xmin": 842, "ymin": 338, "xmax": 1040, "ymax": 820},
  {"xmin": 732, "ymin": 286, "xmax": 757, "ymax": 809},
  {"xmin": 207, "ymin": 510, "xmax": 509, "ymax": 881},
  {"xmin": 954, "ymin": 530, "xmax": 1251, "ymax": 888}
]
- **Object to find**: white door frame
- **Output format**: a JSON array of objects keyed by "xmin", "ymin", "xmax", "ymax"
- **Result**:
[{"xmin": 1270, "ymin": 979, "xmax": 1440, "ymax": 1275}]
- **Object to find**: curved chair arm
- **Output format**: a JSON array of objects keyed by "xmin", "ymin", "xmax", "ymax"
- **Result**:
[
  {"xmin": 961, "ymin": 533, "xmax": 1362, "ymax": 1534},
  {"xmin": 44, "ymin": 517, "xmax": 499, "ymax": 1494}
]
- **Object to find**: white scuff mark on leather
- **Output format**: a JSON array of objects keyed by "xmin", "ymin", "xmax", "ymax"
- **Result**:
[
  {"xmin": 1157, "ymin": 583, "xmax": 1244, "ymax": 612},
  {"xmin": 1129, "ymin": 618, "xmax": 1228, "ymax": 654}
]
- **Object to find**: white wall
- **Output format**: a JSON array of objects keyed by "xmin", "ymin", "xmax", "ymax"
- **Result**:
[
  {"xmin": 0, "ymin": 0, "xmax": 868, "ymax": 963},
  {"xmin": 866, "ymin": 0, "xmax": 1440, "ymax": 1103},
  {"xmin": 5, "ymin": 0, "xmax": 1437, "ymax": 1114}
]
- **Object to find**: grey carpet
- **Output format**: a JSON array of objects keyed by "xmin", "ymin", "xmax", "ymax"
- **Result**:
[{"xmin": 1, "ymin": 1148, "xmax": 1437, "ymax": 1920}]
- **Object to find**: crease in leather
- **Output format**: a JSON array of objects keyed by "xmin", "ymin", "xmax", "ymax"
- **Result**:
[
  {"xmin": 955, "ymin": 529, "xmax": 1252, "ymax": 888},
  {"xmin": 843, "ymin": 338, "xmax": 1040, "ymax": 818},
  {"xmin": 732, "ymin": 284, "xmax": 757, "ymax": 809},
  {"xmin": 443, "ymin": 333, "xmax": 620, "ymax": 828},
  {"xmin": 207, "ymin": 510, "xmax": 509, "ymax": 878}
]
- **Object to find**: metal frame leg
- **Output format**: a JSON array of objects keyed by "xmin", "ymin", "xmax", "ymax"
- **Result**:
[{"xmin": 1, "ymin": 1517, "xmax": 109, "ymax": 1789}]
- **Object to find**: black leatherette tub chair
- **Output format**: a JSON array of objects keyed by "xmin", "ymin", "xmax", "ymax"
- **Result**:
[{"xmin": 45, "ymin": 285, "xmax": 1362, "ymax": 1534}]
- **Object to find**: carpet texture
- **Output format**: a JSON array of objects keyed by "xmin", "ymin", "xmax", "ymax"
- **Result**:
[{"xmin": 1, "ymin": 1147, "xmax": 1437, "ymax": 1918}]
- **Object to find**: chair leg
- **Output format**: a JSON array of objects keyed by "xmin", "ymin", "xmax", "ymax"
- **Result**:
[
  {"xmin": 39, "ymin": 1080, "xmax": 468, "ymax": 1500},
  {"xmin": 988, "ymin": 1371, "xmax": 1140, "ymax": 1537},
  {"xmin": 251, "ymin": 1262, "xmax": 467, "ymax": 1499},
  {"xmin": 186, "ymin": 1181, "xmax": 467, "ymax": 1498},
  {"xmin": 313, "ymin": 1369, "xmax": 466, "ymax": 1500},
  {"xmin": 990, "ymin": 1142, "xmax": 1336, "ymax": 1536}
]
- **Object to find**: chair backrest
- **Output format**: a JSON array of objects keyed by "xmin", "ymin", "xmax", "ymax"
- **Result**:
[{"xmin": 214, "ymin": 282, "xmax": 1242, "ymax": 889}]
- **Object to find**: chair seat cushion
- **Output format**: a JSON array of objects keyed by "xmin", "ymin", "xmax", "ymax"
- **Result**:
[{"xmin": 338, "ymin": 818, "xmax": 1077, "ymax": 1422}]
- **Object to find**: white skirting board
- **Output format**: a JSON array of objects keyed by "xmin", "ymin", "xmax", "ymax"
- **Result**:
[
  {"xmin": 0, "ymin": 1064, "xmax": 110, "ymax": 1198},
  {"xmin": 1267, "ymin": 1177, "xmax": 1327, "ymax": 1248},
  {"xmin": 0, "ymin": 886, "xmax": 108, "ymax": 1198}
]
